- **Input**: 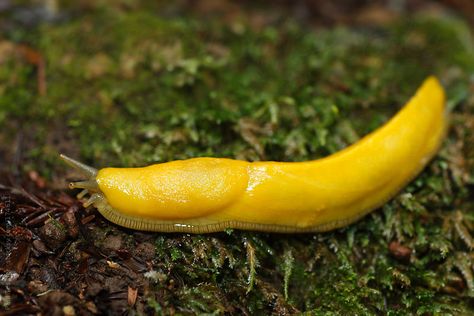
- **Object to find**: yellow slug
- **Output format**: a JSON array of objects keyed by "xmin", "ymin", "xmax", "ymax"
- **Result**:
[{"xmin": 61, "ymin": 76, "xmax": 447, "ymax": 233}]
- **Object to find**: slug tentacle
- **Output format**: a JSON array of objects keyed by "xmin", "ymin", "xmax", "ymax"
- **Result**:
[
  {"xmin": 69, "ymin": 180, "xmax": 99, "ymax": 191},
  {"xmin": 77, "ymin": 189, "xmax": 89, "ymax": 199},
  {"xmin": 60, "ymin": 154, "xmax": 110, "ymax": 211},
  {"xmin": 84, "ymin": 193, "xmax": 102, "ymax": 208},
  {"xmin": 60, "ymin": 154, "xmax": 98, "ymax": 177}
]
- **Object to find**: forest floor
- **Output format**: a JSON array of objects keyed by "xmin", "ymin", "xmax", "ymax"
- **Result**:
[{"xmin": 1, "ymin": 0, "xmax": 474, "ymax": 314}]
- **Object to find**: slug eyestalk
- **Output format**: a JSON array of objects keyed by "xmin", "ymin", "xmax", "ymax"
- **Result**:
[{"xmin": 60, "ymin": 154, "xmax": 105, "ymax": 210}]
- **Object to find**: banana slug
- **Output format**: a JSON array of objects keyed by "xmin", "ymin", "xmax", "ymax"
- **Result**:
[{"xmin": 61, "ymin": 76, "xmax": 447, "ymax": 233}]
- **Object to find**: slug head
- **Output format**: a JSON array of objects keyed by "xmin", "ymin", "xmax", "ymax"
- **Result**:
[{"xmin": 61, "ymin": 155, "xmax": 250, "ymax": 222}]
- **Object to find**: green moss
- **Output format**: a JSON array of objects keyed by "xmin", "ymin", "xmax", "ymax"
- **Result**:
[{"xmin": 1, "ymin": 3, "xmax": 474, "ymax": 314}]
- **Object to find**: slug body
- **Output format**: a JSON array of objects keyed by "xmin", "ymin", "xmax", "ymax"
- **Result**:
[{"xmin": 62, "ymin": 76, "xmax": 446, "ymax": 233}]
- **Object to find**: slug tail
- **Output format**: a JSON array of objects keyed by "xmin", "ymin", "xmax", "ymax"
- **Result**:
[{"xmin": 60, "ymin": 154, "xmax": 98, "ymax": 177}]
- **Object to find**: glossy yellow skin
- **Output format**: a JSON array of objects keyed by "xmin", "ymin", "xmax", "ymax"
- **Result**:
[{"xmin": 89, "ymin": 76, "xmax": 447, "ymax": 233}]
